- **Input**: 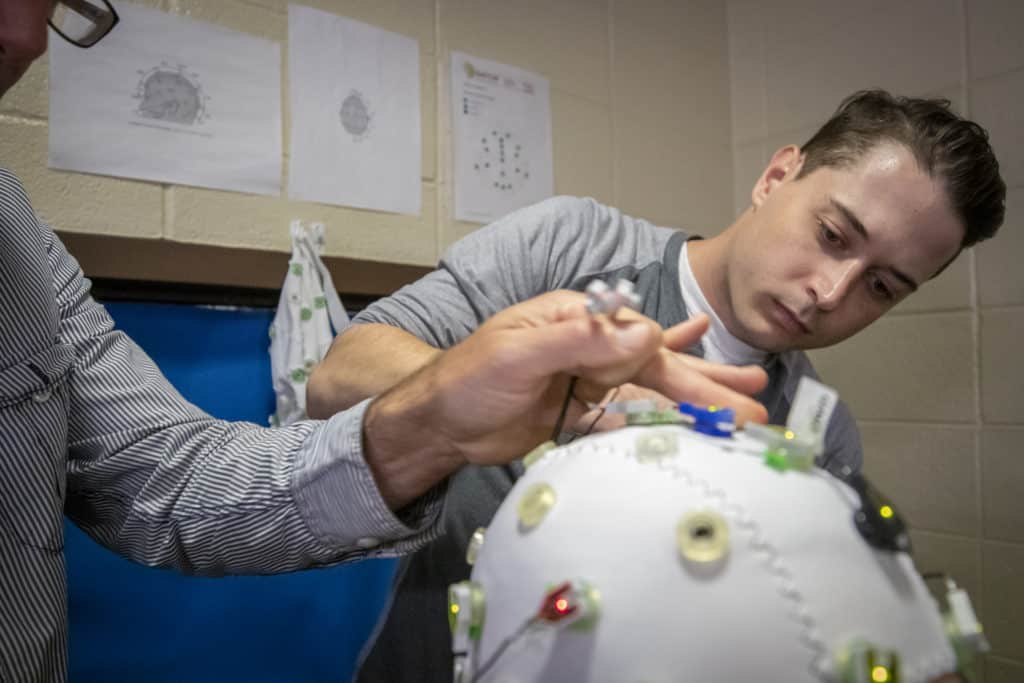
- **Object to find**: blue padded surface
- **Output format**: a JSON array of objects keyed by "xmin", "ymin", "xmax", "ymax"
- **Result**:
[{"xmin": 66, "ymin": 302, "xmax": 396, "ymax": 682}]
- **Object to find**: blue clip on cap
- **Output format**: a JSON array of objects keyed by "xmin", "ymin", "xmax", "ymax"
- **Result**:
[{"xmin": 678, "ymin": 403, "xmax": 735, "ymax": 438}]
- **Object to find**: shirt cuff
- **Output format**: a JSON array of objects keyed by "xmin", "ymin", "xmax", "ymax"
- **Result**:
[{"xmin": 291, "ymin": 398, "xmax": 443, "ymax": 551}]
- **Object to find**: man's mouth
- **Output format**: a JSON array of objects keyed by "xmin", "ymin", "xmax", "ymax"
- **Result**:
[{"xmin": 771, "ymin": 299, "xmax": 811, "ymax": 335}]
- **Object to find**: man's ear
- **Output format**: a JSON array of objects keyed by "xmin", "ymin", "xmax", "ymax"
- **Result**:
[{"xmin": 751, "ymin": 145, "xmax": 804, "ymax": 209}]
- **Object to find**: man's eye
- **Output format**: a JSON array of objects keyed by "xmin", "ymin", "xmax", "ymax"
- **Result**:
[
  {"xmin": 818, "ymin": 220, "xmax": 843, "ymax": 246},
  {"xmin": 868, "ymin": 274, "xmax": 894, "ymax": 301}
]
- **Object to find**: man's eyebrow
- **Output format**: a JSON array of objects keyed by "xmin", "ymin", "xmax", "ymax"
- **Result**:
[
  {"xmin": 888, "ymin": 268, "xmax": 919, "ymax": 292},
  {"xmin": 828, "ymin": 196, "xmax": 868, "ymax": 241},
  {"xmin": 827, "ymin": 195, "xmax": 919, "ymax": 291}
]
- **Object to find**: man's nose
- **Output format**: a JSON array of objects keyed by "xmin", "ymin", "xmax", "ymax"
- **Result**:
[{"xmin": 809, "ymin": 260, "xmax": 860, "ymax": 311}]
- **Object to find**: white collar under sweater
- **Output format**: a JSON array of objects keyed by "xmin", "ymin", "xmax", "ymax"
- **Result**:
[{"xmin": 678, "ymin": 241, "xmax": 767, "ymax": 366}]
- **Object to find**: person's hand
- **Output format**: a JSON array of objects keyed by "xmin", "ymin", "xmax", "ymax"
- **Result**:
[
  {"xmin": 427, "ymin": 290, "xmax": 768, "ymax": 463},
  {"xmin": 362, "ymin": 291, "xmax": 768, "ymax": 509},
  {"xmin": 569, "ymin": 317, "xmax": 770, "ymax": 435}
]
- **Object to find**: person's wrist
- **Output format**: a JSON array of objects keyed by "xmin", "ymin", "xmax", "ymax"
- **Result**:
[{"xmin": 361, "ymin": 363, "xmax": 466, "ymax": 510}]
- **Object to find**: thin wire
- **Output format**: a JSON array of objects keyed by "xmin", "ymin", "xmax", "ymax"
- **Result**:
[
  {"xmin": 550, "ymin": 376, "xmax": 578, "ymax": 442},
  {"xmin": 471, "ymin": 618, "xmax": 538, "ymax": 682},
  {"xmin": 568, "ymin": 386, "xmax": 620, "ymax": 442}
]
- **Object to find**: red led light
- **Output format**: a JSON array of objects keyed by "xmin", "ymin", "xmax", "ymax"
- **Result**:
[{"xmin": 537, "ymin": 581, "xmax": 580, "ymax": 622}]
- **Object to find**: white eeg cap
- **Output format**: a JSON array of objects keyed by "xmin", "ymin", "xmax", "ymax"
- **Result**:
[{"xmin": 463, "ymin": 425, "xmax": 958, "ymax": 683}]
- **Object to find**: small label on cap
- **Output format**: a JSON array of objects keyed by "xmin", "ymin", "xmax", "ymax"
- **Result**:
[{"xmin": 786, "ymin": 376, "xmax": 839, "ymax": 451}]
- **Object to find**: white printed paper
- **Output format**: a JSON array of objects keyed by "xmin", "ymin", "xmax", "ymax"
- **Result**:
[
  {"xmin": 287, "ymin": 5, "xmax": 421, "ymax": 215},
  {"xmin": 49, "ymin": 3, "xmax": 282, "ymax": 196},
  {"xmin": 786, "ymin": 376, "xmax": 840, "ymax": 451},
  {"xmin": 451, "ymin": 51, "xmax": 553, "ymax": 224}
]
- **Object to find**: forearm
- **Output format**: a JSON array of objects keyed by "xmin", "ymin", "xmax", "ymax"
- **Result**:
[
  {"xmin": 53, "ymin": 229, "xmax": 443, "ymax": 573},
  {"xmin": 306, "ymin": 323, "xmax": 442, "ymax": 418},
  {"xmin": 70, "ymin": 412, "xmax": 440, "ymax": 574},
  {"xmin": 66, "ymin": 340, "xmax": 441, "ymax": 573}
]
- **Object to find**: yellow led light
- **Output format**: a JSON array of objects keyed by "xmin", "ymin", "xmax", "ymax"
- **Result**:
[
  {"xmin": 879, "ymin": 505, "xmax": 894, "ymax": 519},
  {"xmin": 708, "ymin": 405, "xmax": 718, "ymax": 412},
  {"xmin": 450, "ymin": 604, "xmax": 460, "ymax": 615},
  {"xmin": 836, "ymin": 640, "xmax": 901, "ymax": 683},
  {"xmin": 784, "ymin": 430, "xmax": 795, "ymax": 440}
]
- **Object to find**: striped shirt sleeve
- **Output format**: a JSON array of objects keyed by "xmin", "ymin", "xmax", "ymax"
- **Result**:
[{"xmin": 47, "ymin": 227, "xmax": 441, "ymax": 574}]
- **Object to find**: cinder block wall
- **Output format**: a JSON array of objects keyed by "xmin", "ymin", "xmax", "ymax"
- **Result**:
[
  {"xmin": 0, "ymin": 0, "xmax": 734, "ymax": 266},
  {"xmin": 727, "ymin": 1, "xmax": 1024, "ymax": 680}
]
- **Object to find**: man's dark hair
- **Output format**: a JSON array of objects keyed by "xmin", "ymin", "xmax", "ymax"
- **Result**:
[{"xmin": 798, "ymin": 89, "xmax": 1006, "ymax": 250}]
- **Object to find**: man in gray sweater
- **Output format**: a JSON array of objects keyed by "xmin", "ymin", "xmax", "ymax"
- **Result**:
[
  {"xmin": 307, "ymin": 90, "xmax": 1006, "ymax": 682},
  {"xmin": 0, "ymin": 2, "xmax": 771, "ymax": 679}
]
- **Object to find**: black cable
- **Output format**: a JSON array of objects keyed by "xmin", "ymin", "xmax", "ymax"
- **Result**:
[
  {"xmin": 471, "ymin": 619, "xmax": 538, "ymax": 682},
  {"xmin": 550, "ymin": 376, "xmax": 578, "ymax": 442},
  {"xmin": 569, "ymin": 386, "xmax": 620, "ymax": 442}
]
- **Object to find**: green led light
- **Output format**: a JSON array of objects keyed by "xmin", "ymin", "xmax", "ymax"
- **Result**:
[
  {"xmin": 448, "ymin": 581, "xmax": 487, "ymax": 640},
  {"xmin": 746, "ymin": 423, "xmax": 818, "ymax": 472},
  {"xmin": 626, "ymin": 410, "xmax": 685, "ymax": 426},
  {"xmin": 837, "ymin": 640, "xmax": 901, "ymax": 683},
  {"xmin": 763, "ymin": 449, "xmax": 790, "ymax": 471}
]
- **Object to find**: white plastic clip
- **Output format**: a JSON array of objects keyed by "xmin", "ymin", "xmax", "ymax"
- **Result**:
[
  {"xmin": 585, "ymin": 279, "xmax": 641, "ymax": 317},
  {"xmin": 946, "ymin": 578, "xmax": 989, "ymax": 653}
]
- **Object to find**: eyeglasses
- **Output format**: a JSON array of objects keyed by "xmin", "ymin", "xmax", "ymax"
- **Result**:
[{"xmin": 48, "ymin": 0, "xmax": 119, "ymax": 49}]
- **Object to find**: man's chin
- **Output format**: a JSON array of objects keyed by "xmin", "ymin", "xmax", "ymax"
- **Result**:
[
  {"xmin": 755, "ymin": 337, "xmax": 797, "ymax": 354},
  {"xmin": 734, "ymin": 319, "xmax": 812, "ymax": 354}
]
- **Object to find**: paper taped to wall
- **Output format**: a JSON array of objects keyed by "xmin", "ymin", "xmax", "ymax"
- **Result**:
[
  {"xmin": 287, "ymin": 4, "xmax": 422, "ymax": 215},
  {"xmin": 451, "ymin": 51, "xmax": 553, "ymax": 224},
  {"xmin": 48, "ymin": 3, "xmax": 282, "ymax": 196}
]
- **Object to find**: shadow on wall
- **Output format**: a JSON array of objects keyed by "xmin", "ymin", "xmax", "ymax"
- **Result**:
[{"xmin": 66, "ymin": 301, "xmax": 396, "ymax": 683}]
